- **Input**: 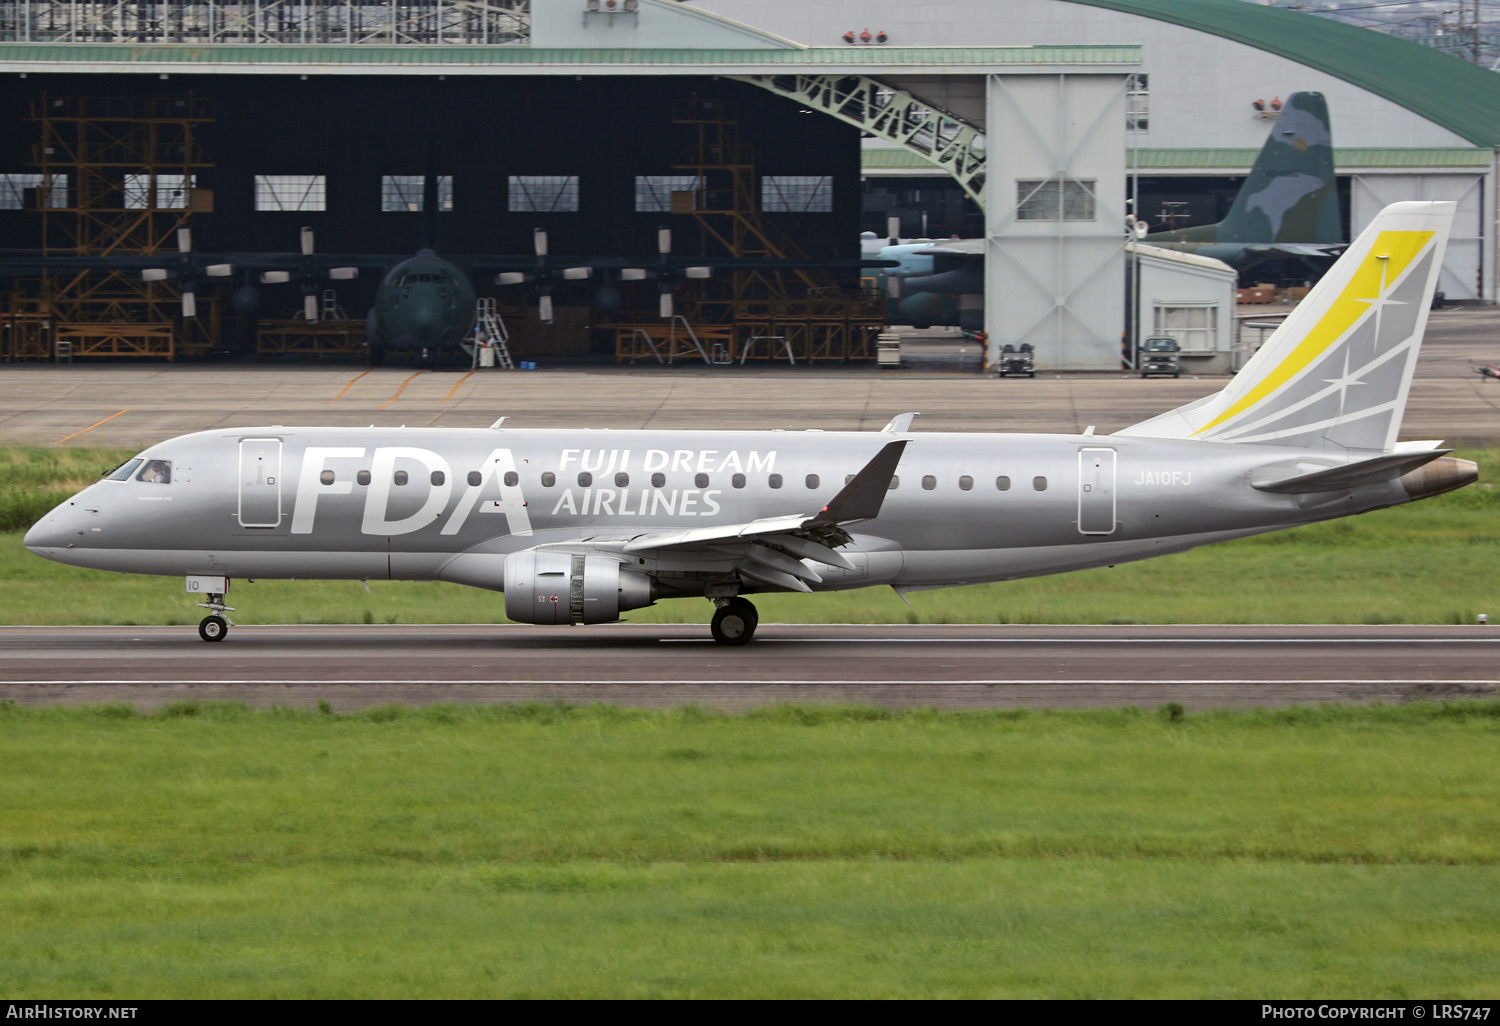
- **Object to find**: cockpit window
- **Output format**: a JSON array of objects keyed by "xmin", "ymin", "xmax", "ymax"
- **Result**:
[
  {"xmin": 136, "ymin": 459, "xmax": 172, "ymax": 484},
  {"xmin": 103, "ymin": 458, "xmax": 144, "ymax": 481},
  {"xmin": 399, "ymin": 272, "xmax": 444, "ymax": 286}
]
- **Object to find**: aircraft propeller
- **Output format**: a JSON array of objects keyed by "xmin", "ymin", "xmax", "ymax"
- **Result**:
[
  {"xmin": 494, "ymin": 228, "xmax": 593, "ymax": 324},
  {"xmin": 139, "ymin": 227, "xmax": 234, "ymax": 319},
  {"xmin": 618, "ymin": 226, "xmax": 711, "ymax": 319},
  {"xmin": 253, "ymin": 227, "xmax": 358, "ymax": 322}
]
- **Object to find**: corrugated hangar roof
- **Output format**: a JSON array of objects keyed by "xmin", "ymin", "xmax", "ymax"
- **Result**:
[
  {"xmin": 0, "ymin": 42, "xmax": 1140, "ymax": 73},
  {"xmin": 1061, "ymin": 0, "xmax": 1500, "ymax": 147}
]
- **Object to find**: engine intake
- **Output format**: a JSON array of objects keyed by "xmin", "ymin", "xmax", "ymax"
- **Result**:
[{"xmin": 503, "ymin": 550, "xmax": 654, "ymax": 625}]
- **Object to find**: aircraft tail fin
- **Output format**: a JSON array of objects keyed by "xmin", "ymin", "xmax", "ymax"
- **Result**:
[
  {"xmin": 1117, "ymin": 201, "xmax": 1454, "ymax": 452},
  {"xmin": 1218, "ymin": 91, "xmax": 1340, "ymax": 245}
]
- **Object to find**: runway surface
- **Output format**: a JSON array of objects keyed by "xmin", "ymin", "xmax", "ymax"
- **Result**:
[
  {"xmin": 4, "ymin": 306, "xmax": 1499, "ymax": 448},
  {"xmin": 2, "ymin": 624, "xmax": 1495, "ymax": 712}
]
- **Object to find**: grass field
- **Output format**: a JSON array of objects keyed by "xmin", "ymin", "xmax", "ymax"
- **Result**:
[
  {"xmin": 3, "ymin": 446, "xmax": 1498, "ymax": 626},
  {"xmin": 2, "ymin": 700, "xmax": 1498, "ymax": 998}
]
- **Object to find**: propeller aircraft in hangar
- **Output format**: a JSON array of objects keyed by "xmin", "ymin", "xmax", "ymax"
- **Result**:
[{"xmin": 25, "ymin": 202, "xmax": 1474, "ymax": 645}]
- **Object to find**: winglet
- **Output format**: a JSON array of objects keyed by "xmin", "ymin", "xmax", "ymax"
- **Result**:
[
  {"xmin": 813, "ymin": 440, "xmax": 907, "ymax": 524},
  {"xmin": 881, "ymin": 412, "xmax": 920, "ymax": 434}
]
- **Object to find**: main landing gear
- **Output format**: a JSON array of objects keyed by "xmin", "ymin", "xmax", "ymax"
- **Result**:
[
  {"xmin": 710, "ymin": 597, "xmax": 758, "ymax": 646},
  {"xmin": 197, "ymin": 592, "xmax": 235, "ymax": 643}
]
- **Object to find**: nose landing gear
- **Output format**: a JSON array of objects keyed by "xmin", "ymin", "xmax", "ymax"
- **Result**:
[
  {"xmin": 196, "ymin": 592, "xmax": 235, "ymax": 643},
  {"xmin": 710, "ymin": 597, "xmax": 759, "ymax": 645}
]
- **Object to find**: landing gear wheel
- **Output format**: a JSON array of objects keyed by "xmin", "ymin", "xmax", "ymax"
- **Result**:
[
  {"xmin": 368, "ymin": 344, "xmax": 386, "ymax": 367},
  {"xmin": 198, "ymin": 615, "xmax": 228, "ymax": 643},
  {"xmin": 710, "ymin": 599, "xmax": 758, "ymax": 646}
]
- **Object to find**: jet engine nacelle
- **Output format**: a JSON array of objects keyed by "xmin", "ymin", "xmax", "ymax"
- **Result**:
[{"xmin": 503, "ymin": 550, "xmax": 654, "ymax": 625}]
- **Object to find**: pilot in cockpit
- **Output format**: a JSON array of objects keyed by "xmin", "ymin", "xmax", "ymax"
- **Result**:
[{"xmin": 137, "ymin": 459, "xmax": 172, "ymax": 484}]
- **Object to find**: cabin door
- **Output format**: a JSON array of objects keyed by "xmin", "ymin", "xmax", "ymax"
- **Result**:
[
  {"xmin": 1077, "ymin": 447, "xmax": 1117, "ymax": 535},
  {"xmin": 238, "ymin": 439, "xmax": 283, "ymax": 528}
]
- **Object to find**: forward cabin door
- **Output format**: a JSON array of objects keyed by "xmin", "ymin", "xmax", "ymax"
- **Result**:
[
  {"xmin": 1077, "ymin": 447, "xmax": 1117, "ymax": 535},
  {"xmin": 238, "ymin": 438, "xmax": 283, "ymax": 528}
]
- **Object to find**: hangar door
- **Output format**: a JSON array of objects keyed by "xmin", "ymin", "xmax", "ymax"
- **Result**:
[
  {"xmin": 239, "ymin": 439, "xmax": 282, "ymax": 528},
  {"xmin": 1351, "ymin": 174, "xmax": 1484, "ymax": 300}
]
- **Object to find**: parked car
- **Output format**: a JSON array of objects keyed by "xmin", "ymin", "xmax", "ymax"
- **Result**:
[
  {"xmin": 998, "ymin": 343, "xmax": 1035, "ymax": 378},
  {"xmin": 1140, "ymin": 336, "xmax": 1181, "ymax": 378}
]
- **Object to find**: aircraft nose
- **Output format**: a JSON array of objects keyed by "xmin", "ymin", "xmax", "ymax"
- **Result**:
[{"xmin": 23, "ymin": 513, "xmax": 56, "ymax": 552}]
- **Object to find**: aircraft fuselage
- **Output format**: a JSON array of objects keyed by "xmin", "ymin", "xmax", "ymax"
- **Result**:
[{"xmin": 368, "ymin": 251, "xmax": 477, "ymax": 355}]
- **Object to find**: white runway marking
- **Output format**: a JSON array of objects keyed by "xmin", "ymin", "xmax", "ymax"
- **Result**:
[{"xmin": 5, "ymin": 678, "xmax": 1496, "ymax": 686}]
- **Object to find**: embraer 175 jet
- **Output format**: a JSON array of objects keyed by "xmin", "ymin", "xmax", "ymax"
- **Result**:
[{"xmin": 26, "ymin": 202, "xmax": 1473, "ymax": 645}]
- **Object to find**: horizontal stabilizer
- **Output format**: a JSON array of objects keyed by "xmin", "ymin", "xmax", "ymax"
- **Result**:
[{"xmin": 1251, "ymin": 449, "xmax": 1450, "ymax": 494}]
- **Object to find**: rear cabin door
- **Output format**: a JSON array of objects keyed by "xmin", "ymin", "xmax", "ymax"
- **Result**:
[
  {"xmin": 238, "ymin": 439, "xmax": 283, "ymax": 528},
  {"xmin": 1077, "ymin": 447, "xmax": 1117, "ymax": 535}
]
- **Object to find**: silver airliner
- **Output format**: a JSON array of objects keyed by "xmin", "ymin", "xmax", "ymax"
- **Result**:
[{"xmin": 25, "ymin": 202, "xmax": 1474, "ymax": 645}]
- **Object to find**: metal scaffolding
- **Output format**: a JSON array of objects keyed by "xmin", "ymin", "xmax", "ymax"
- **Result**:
[
  {"xmin": 0, "ymin": 0, "xmax": 529, "ymax": 45},
  {"xmin": 736, "ymin": 73, "xmax": 987, "ymax": 211}
]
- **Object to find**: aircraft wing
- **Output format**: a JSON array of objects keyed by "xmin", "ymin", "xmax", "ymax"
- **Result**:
[
  {"xmin": 550, "ymin": 439, "xmax": 907, "ymax": 592},
  {"xmin": 1238, "ymin": 243, "xmax": 1346, "ymax": 260}
]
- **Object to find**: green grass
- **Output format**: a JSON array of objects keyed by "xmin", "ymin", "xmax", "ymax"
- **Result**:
[
  {"xmin": 4, "ymin": 446, "xmax": 1498, "ymax": 625},
  {"xmin": 2, "ymin": 701, "xmax": 1498, "ymax": 997}
]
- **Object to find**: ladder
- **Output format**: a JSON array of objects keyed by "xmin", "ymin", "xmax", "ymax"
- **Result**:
[
  {"xmin": 320, "ymin": 289, "xmax": 347, "ymax": 321},
  {"xmin": 473, "ymin": 297, "xmax": 514, "ymax": 370}
]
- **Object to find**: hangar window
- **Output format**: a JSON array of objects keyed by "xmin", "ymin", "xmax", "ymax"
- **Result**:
[
  {"xmin": 1127, "ymin": 74, "xmax": 1150, "ymax": 133},
  {"xmin": 382, "ymin": 175, "xmax": 453, "ymax": 213},
  {"xmin": 358, "ymin": 471, "xmax": 371, "ymax": 486},
  {"xmin": 0, "ymin": 173, "xmax": 66, "ymax": 210},
  {"xmin": 762, "ymin": 176, "xmax": 833, "ymax": 213},
  {"xmin": 636, "ymin": 176, "xmax": 697, "ymax": 213},
  {"xmin": 541, "ymin": 472, "xmax": 556, "ymax": 487},
  {"xmin": 1153, "ymin": 304, "xmax": 1216, "ymax": 351},
  {"xmin": 255, "ymin": 175, "xmax": 326, "ymax": 212},
  {"xmin": 651, "ymin": 472, "xmax": 665, "ymax": 488},
  {"xmin": 124, "ymin": 174, "xmax": 194, "ymax": 210},
  {"xmin": 1016, "ymin": 179, "xmax": 1095, "ymax": 221},
  {"xmin": 509, "ymin": 176, "xmax": 578, "ymax": 213}
]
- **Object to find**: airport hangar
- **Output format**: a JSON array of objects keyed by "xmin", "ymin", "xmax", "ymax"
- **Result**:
[
  {"xmin": 0, "ymin": 0, "xmax": 1495, "ymax": 374},
  {"xmin": 726, "ymin": 0, "xmax": 1500, "ymax": 305}
]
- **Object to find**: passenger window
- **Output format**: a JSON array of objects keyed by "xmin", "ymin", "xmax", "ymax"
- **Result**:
[
  {"xmin": 136, "ymin": 459, "xmax": 172, "ymax": 484},
  {"xmin": 504, "ymin": 472, "xmax": 519, "ymax": 487},
  {"xmin": 541, "ymin": 472, "xmax": 556, "ymax": 487},
  {"xmin": 319, "ymin": 470, "xmax": 335, "ymax": 486},
  {"xmin": 104, "ymin": 458, "xmax": 144, "ymax": 481},
  {"xmin": 959, "ymin": 476, "xmax": 973, "ymax": 491},
  {"xmin": 430, "ymin": 471, "xmax": 445, "ymax": 486},
  {"xmin": 732, "ymin": 473, "xmax": 746, "ymax": 489},
  {"xmin": 846, "ymin": 474, "xmax": 856, "ymax": 485},
  {"xmin": 769, "ymin": 474, "xmax": 783, "ymax": 489},
  {"xmin": 467, "ymin": 471, "xmax": 482, "ymax": 487},
  {"xmin": 394, "ymin": 470, "xmax": 409, "ymax": 486},
  {"xmin": 888, "ymin": 476, "xmax": 899, "ymax": 490},
  {"xmin": 615, "ymin": 472, "xmax": 629, "ymax": 487},
  {"xmin": 805, "ymin": 474, "xmax": 819, "ymax": 489},
  {"xmin": 652, "ymin": 472, "xmax": 665, "ymax": 488},
  {"xmin": 922, "ymin": 475, "xmax": 936, "ymax": 490},
  {"xmin": 357, "ymin": 470, "xmax": 371, "ymax": 486},
  {"xmin": 695, "ymin": 473, "xmax": 709, "ymax": 488},
  {"xmin": 996, "ymin": 476, "xmax": 1011, "ymax": 491},
  {"xmin": 578, "ymin": 472, "xmax": 592, "ymax": 487},
  {"xmin": 1033, "ymin": 476, "xmax": 1048, "ymax": 492}
]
